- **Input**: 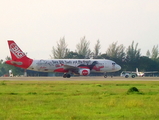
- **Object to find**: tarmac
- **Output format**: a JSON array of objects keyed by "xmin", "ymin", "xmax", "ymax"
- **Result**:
[{"xmin": 0, "ymin": 76, "xmax": 159, "ymax": 81}]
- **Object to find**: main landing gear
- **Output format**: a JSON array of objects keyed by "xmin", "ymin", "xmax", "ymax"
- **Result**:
[
  {"xmin": 104, "ymin": 73, "xmax": 113, "ymax": 78},
  {"xmin": 104, "ymin": 74, "xmax": 107, "ymax": 78},
  {"xmin": 63, "ymin": 73, "xmax": 71, "ymax": 78},
  {"xmin": 104, "ymin": 72, "xmax": 107, "ymax": 78}
]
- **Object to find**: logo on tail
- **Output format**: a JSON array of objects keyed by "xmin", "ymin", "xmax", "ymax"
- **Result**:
[
  {"xmin": 6, "ymin": 40, "xmax": 33, "ymax": 69},
  {"xmin": 10, "ymin": 43, "xmax": 26, "ymax": 59}
]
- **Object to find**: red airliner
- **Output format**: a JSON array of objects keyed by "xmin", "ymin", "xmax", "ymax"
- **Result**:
[{"xmin": 5, "ymin": 40, "xmax": 121, "ymax": 78}]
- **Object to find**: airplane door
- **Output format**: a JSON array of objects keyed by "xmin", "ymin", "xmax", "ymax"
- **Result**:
[
  {"xmin": 104, "ymin": 63, "xmax": 108, "ymax": 69},
  {"xmin": 112, "ymin": 63, "xmax": 115, "ymax": 70}
]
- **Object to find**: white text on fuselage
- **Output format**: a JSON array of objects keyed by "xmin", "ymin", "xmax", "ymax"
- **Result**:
[{"xmin": 36, "ymin": 60, "xmax": 103, "ymax": 67}]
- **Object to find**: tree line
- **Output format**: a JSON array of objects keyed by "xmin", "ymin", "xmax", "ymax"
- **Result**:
[
  {"xmin": 51, "ymin": 36, "xmax": 159, "ymax": 72},
  {"xmin": 0, "ymin": 36, "xmax": 159, "ymax": 76}
]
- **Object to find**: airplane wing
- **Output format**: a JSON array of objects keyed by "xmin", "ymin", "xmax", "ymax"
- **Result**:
[
  {"xmin": 63, "ymin": 65, "xmax": 79, "ymax": 74},
  {"xmin": 144, "ymin": 71, "xmax": 158, "ymax": 73},
  {"xmin": 64, "ymin": 65, "xmax": 79, "ymax": 70},
  {"xmin": 63, "ymin": 64, "xmax": 91, "ymax": 74}
]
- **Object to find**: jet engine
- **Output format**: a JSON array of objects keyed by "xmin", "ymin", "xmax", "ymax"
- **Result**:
[{"xmin": 78, "ymin": 69, "xmax": 90, "ymax": 76}]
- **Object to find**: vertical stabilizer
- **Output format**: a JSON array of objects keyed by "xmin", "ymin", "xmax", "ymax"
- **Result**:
[
  {"xmin": 6, "ymin": 40, "xmax": 33, "ymax": 69},
  {"xmin": 8, "ymin": 40, "xmax": 27, "ymax": 60},
  {"xmin": 136, "ymin": 68, "xmax": 139, "ymax": 74}
]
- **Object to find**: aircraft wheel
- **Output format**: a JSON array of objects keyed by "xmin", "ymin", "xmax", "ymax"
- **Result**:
[
  {"xmin": 104, "ymin": 72, "xmax": 107, "ymax": 78},
  {"xmin": 66, "ymin": 74, "xmax": 71, "ymax": 78},
  {"xmin": 104, "ymin": 75, "xmax": 107, "ymax": 78},
  {"xmin": 63, "ymin": 74, "xmax": 67, "ymax": 78}
]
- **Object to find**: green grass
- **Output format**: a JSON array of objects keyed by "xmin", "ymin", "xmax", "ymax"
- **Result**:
[{"xmin": 0, "ymin": 79, "xmax": 159, "ymax": 120}]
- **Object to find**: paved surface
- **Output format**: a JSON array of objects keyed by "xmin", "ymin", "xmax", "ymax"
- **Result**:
[{"xmin": 0, "ymin": 76, "xmax": 159, "ymax": 81}]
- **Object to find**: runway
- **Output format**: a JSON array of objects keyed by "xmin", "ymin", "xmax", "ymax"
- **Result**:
[{"xmin": 0, "ymin": 76, "xmax": 159, "ymax": 81}]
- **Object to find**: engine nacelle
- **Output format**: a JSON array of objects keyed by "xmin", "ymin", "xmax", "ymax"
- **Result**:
[{"xmin": 79, "ymin": 69, "xmax": 90, "ymax": 76}]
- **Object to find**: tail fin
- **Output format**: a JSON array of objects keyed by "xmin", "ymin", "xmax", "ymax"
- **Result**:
[
  {"xmin": 6, "ymin": 40, "xmax": 33, "ymax": 69},
  {"xmin": 136, "ymin": 68, "xmax": 139, "ymax": 74},
  {"xmin": 8, "ymin": 40, "xmax": 28, "ymax": 60}
]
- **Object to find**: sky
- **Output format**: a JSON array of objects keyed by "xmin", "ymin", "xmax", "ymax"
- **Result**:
[{"xmin": 0, "ymin": 0, "xmax": 159, "ymax": 60}]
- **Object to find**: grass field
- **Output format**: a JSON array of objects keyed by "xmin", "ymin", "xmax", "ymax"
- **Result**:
[{"xmin": 0, "ymin": 77, "xmax": 159, "ymax": 120}]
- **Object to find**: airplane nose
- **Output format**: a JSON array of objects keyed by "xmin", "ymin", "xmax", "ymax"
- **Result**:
[{"xmin": 116, "ymin": 64, "xmax": 121, "ymax": 71}]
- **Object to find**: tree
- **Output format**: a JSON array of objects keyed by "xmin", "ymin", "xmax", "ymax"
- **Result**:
[
  {"xmin": 151, "ymin": 45, "xmax": 159, "ymax": 60},
  {"xmin": 93, "ymin": 40, "xmax": 101, "ymax": 58},
  {"xmin": 0, "ymin": 56, "xmax": 24, "ymax": 76},
  {"xmin": 51, "ymin": 37, "xmax": 69, "ymax": 59},
  {"xmin": 64, "ymin": 51, "xmax": 84, "ymax": 59},
  {"xmin": 138, "ymin": 56, "xmax": 159, "ymax": 71},
  {"xmin": 106, "ymin": 42, "xmax": 125, "ymax": 63},
  {"xmin": 0, "ymin": 59, "xmax": 3, "ymax": 64},
  {"xmin": 100, "ymin": 53, "xmax": 110, "ymax": 59},
  {"xmin": 5, "ymin": 56, "xmax": 11, "ymax": 60},
  {"xmin": 146, "ymin": 50, "xmax": 150, "ymax": 58},
  {"xmin": 126, "ymin": 41, "xmax": 141, "ymax": 70},
  {"xmin": 76, "ymin": 36, "xmax": 91, "ymax": 59}
]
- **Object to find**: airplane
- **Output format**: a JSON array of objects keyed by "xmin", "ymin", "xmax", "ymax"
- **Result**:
[
  {"xmin": 121, "ymin": 68, "xmax": 158, "ymax": 78},
  {"xmin": 136, "ymin": 68, "xmax": 144, "ymax": 77},
  {"xmin": 5, "ymin": 40, "xmax": 121, "ymax": 78},
  {"xmin": 136, "ymin": 68, "xmax": 158, "ymax": 77}
]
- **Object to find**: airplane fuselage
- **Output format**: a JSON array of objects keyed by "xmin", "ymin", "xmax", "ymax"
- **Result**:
[{"xmin": 28, "ymin": 59, "xmax": 121, "ymax": 73}]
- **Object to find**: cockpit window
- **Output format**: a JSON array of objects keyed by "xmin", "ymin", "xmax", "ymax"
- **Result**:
[{"xmin": 112, "ymin": 63, "xmax": 116, "ymax": 66}]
